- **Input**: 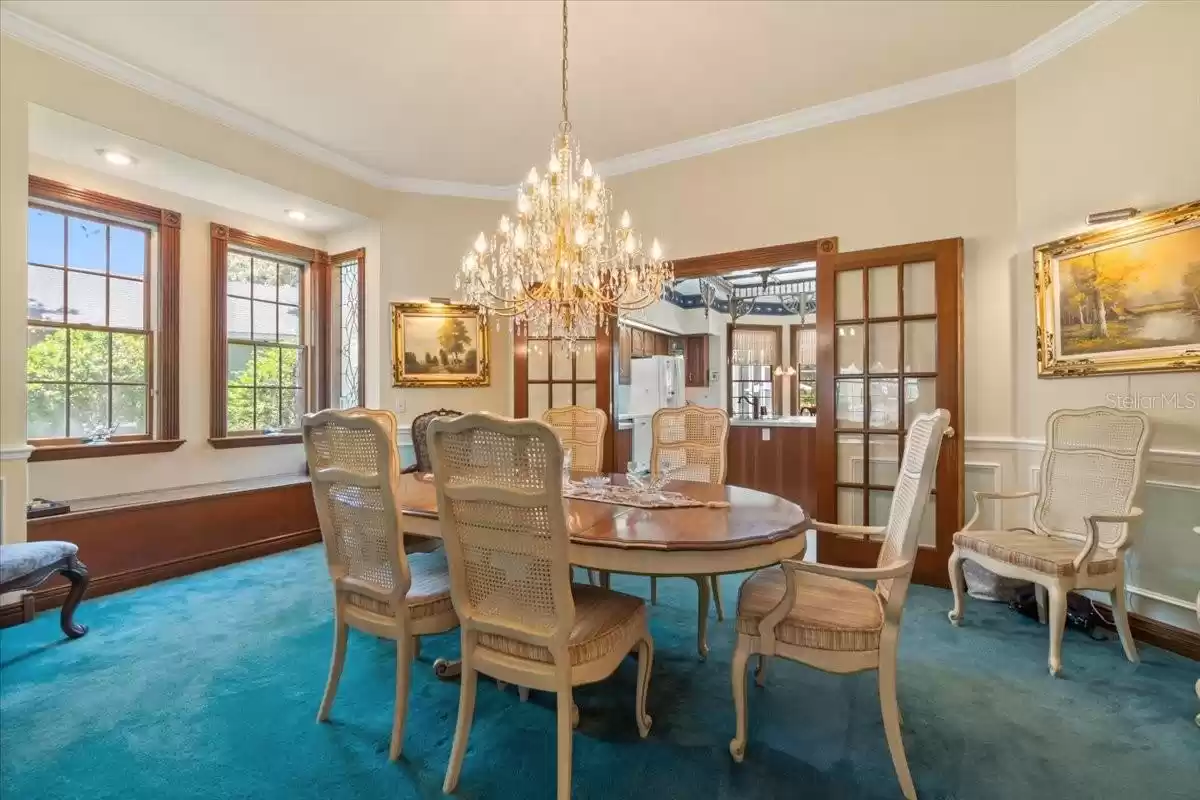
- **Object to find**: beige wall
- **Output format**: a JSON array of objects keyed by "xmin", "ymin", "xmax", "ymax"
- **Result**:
[
  {"xmin": 609, "ymin": 81, "xmax": 1020, "ymax": 439},
  {"xmin": 1011, "ymin": 1, "xmax": 1199, "ymax": 631},
  {"xmin": 378, "ymin": 192, "xmax": 511, "ymax": 424}
]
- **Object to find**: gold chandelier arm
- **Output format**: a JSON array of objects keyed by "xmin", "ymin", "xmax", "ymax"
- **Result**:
[{"xmin": 561, "ymin": 0, "xmax": 569, "ymax": 128}]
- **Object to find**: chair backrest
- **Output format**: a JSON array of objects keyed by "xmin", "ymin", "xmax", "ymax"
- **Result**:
[
  {"xmin": 302, "ymin": 407, "xmax": 409, "ymax": 607},
  {"xmin": 649, "ymin": 405, "xmax": 729, "ymax": 484},
  {"xmin": 426, "ymin": 413, "xmax": 575, "ymax": 655},
  {"xmin": 875, "ymin": 409, "xmax": 950, "ymax": 608},
  {"xmin": 1034, "ymin": 406, "xmax": 1150, "ymax": 548},
  {"xmin": 542, "ymin": 405, "xmax": 608, "ymax": 473},
  {"xmin": 410, "ymin": 408, "xmax": 462, "ymax": 473}
]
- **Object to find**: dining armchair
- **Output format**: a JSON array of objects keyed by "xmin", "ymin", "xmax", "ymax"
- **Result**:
[
  {"xmin": 427, "ymin": 413, "xmax": 654, "ymax": 800},
  {"xmin": 402, "ymin": 407, "xmax": 462, "ymax": 474},
  {"xmin": 543, "ymin": 405, "xmax": 608, "ymax": 474},
  {"xmin": 729, "ymin": 409, "xmax": 949, "ymax": 800},
  {"xmin": 949, "ymin": 406, "xmax": 1150, "ymax": 676},
  {"xmin": 648, "ymin": 404, "xmax": 729, "ymax": 657},
  {"xmin": 302, "ymin": 407, "xmax": 459, "ymax": 761}
]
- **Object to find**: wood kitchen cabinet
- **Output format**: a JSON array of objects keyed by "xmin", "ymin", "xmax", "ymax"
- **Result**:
[
  {"xmin": 684, "ymin": 334, "xmax": 709, "ymax": 387},
  {"xmin": 653, "ymin": 333, "xmax": 668, "ymax": 355},
  {"xmin": 615, "ymin": 427, "xmax": 632, "ymax": 471}
]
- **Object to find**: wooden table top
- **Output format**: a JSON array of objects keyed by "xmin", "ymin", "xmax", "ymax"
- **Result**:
[{"xmin": 399, "ymin": 472, "xmax": 809, "ymax": 552}]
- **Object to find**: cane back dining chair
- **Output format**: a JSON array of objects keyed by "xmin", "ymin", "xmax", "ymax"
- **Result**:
[
  {"xmin": 648, "ymin": 404, "xmax": 730, "ymax": 657},
  {"xmin": 302, "ymin": 408, "xmax": 459, "ymax": 761},
  {"xmin": 402, "ymin": 408, "xmax": 462, "ymax": 474},
  {"xmin": 730, "ymin": 408, "xmax": 950, "ymax": 800},
  {"xmin": 948, "ymin": 406, "xmax": 1150, "ymax": 677},
  {"xmin": 543, "ymin": 405, "xmax": 608, "ymax": 474},
  {"xmin": 427, "ymin": 413, "xmax": 654, "ymax": 800}
]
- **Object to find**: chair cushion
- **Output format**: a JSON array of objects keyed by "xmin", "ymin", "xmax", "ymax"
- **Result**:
[
  {"xmin": 478, "ymin": 584, "xmax": 646, "ymax": 667},
  {"xmin": 0, "ymin": 541, "xmax": 78, "ymax": 586},
  {"xmin": 953, "ymin": 530, "xmax": 1119, "ymax": 577},
  {"xmin": 736, "ymin": 567, "xmax": 884, "ymax": 652},
  {"xmin": 343, "ymin": 548, "xmax": 453, "ymax": 620}
]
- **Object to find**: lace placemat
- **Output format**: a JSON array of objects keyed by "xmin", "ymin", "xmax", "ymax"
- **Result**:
[{"xmin": 563, "ymin": 482, "xmax": 709, "ymax": 509}]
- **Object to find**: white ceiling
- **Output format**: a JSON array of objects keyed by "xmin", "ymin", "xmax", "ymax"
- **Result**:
[
  {"xmin": 29, "ymin": 105, "xmax": 367, "ymax": 234},
  {"xmin": 4, "ymin": 0, "xmax": 1125, "ymax": 192}
]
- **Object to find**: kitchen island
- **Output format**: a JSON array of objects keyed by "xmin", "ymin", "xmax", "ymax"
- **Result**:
[{"xmin": 614, "ymin": 413, "xmax": 817, "ymax": 515}]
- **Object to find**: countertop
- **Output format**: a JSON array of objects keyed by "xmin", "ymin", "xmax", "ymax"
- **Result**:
[{"xmin": 730, "ymin": 416, "xmax": 816, "ymax": 427}]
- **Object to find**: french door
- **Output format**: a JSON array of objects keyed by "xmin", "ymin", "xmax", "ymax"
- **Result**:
[
  {"xmin": 513, "ymin": 324, "xmax": 614, "ymax": 470},
  {"xmin": 815, "ymin": 238, "xmax": 963, "ymax": 586}
]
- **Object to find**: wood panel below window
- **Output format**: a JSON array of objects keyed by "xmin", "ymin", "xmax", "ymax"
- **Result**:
[{"xmin": 0, "ymin": 479, "xmax": 319, "ymax": 628}]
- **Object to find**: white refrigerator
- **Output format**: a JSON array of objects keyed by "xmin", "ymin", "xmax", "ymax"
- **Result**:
[{"xmin": 628, "ymin": 355, "xmax": 685, "ymax": 415}]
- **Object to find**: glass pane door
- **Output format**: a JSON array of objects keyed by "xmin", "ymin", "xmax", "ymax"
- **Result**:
[{"xmin": 817, "ymin": 240, "xmax": 963, "ymax": 587}]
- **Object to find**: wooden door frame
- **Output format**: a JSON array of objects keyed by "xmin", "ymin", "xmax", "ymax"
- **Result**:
[
  {"xmin": 513, "ymin": 321, "xmax": 615, "ymax": 471},
  {"xmin": 815, "ymin": 237, "xmax": 964, "ymax": 587}
]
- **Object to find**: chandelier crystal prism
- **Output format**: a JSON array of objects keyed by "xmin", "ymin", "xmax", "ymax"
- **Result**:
[{"xmin": 457, "ymin": 0, "xmax": 672, "ymax": 346}]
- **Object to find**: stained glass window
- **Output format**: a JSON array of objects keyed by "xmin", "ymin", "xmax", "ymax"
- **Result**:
[{"xmin": 331, "ymin": 251, "xmax": 364, "ymax": 408}]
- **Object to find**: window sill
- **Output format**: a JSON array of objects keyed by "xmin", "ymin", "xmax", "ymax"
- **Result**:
[
  {"xmin": 208, "ymin": 434, "xmax": 303, "ymax": 450},
  {"xmin": 28, "ymin": 439, "xmax": 186, "ymax": 462}
]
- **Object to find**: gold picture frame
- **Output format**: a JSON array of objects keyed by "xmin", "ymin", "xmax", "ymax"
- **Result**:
[
  {"xmin": 391, "ymin": 302, "xmax": 490, "ymax": 387},
  {"xmin": 1034, "ymin": 200, "xmax": 1200, "ymax": 377}
]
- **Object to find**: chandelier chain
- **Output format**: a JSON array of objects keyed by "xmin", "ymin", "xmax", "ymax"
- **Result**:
[{"xmin": 561, "ymin": 0, "xmax": 569, "ymax": 127}]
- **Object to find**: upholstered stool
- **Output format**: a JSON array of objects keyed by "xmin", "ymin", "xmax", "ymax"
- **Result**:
[{"xmin": 0, "ymin": 541, "xmax": 89, "ymax": 638}]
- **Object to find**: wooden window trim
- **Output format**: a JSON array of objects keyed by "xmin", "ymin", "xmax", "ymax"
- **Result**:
[
  {"xmin": 789, "ymin": 322, "xmax": 817, "ymax": 416},
  {"xmin": 330, "ymin": 248, "xmax": 366, "ymax": 408},
  {"xmin": 727, "ymin": 322, "xmax": 784, "ymax": 418},
  {"xmin": 671, "ymin": 238, "xmax": 836, "ymax": 279},
  {"xmin": 209, "ymin": 223, "xmax": 330, "ymax": 447},
  {"xmin": 27, "ymin": 176, "xmax": 182, "ymax": 462}
]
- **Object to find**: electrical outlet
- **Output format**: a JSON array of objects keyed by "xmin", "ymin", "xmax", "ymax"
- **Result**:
[
  {"xmin": 394, "ymin": 392, "xmax": 406, "ymax": 414},
  {"xmin": 761, "ymin": 428, "xmax": 770, "ymax": 441}
]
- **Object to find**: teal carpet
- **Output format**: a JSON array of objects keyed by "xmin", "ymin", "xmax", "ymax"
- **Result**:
[{"xmin": 1, "ymin": 546, "xmax": 1196, "ymax": 799}]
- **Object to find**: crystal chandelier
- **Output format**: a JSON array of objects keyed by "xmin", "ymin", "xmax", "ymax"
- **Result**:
[{"xmin": 457, "ymin": 0, "xmax": 672, "ymax": 346}]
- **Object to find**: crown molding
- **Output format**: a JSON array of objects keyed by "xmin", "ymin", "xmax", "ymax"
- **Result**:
[
  {"xmin": 1009, "ymin": 0, "xmax": 1144, "ymax": 76},
  {"xmin": 2, "ymin": 2, "xmax": 1144, "ymax": 199}
]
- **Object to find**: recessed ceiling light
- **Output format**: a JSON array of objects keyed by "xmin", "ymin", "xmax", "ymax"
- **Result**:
[
  {"xmin": 286, "ymin": 210, "xmax": 307, "ymax": 222},
  {"xmin": 97, "ymin": 149, "xmax": 135, "ymax": 166}
]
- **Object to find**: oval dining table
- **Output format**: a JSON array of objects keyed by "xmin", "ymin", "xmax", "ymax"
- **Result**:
[{"xmin": 398, "ymin": 472, "xmax": 810, "ymax": 671}]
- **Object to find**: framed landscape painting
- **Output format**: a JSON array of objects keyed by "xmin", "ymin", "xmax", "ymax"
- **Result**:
[
  {"xmin": 391, "ymin": 302, "xmax": 490, "ymax": 387},
  {"xmin": 1034, "ymin": 200, "xmax": 1200, "ymax": 377}
]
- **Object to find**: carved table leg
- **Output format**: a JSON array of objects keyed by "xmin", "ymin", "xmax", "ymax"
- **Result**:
[
  {"xmin": 59, "ymin": 558, "xmax": 89, "ymax": 639},
  {"xmin": 691, "ymin": 575, "xmax": 710, "ymax": 660}
]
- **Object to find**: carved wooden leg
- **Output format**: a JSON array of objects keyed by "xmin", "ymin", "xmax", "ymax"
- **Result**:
[
  {"xmin": 634, "ymin": 638, "xmax": 653, "ymax": 738},
  {"xmin": 1047, "ymin": 584, "xmax": 1067, "ymax": 677},
  {"xmin": 1110, "ymin": 583, "xmax": 1139, "ymax": 664},
  {"xmin": 947, "ymin": 550, "xmax": 966, "ymax": 626},
  {"xmin": 650, "ymin": 577, "xmax": 657, "ymax": 605},
  {"xmin": 691, "ymin": 575, "xmax": 711, "ymax": 660},
  {"xmin": 59, "ymin": 560, "xmax": 89, "ymax": 639},
  {"xmin": 728, "ymin": 636, "xmax": 751, "ymax": 762},
  {"xmin": 412, "ymin": 635, "xmax": 422, "ymax": 660},
  {"xmin": 710, "ymin": 575, "xmax": 724, "ymax": 621},
  {"xmin": 879, "ymin": 633, "xmax": 916, "ymax": 800},
  {"xmin": 317, "ymin": 607, "xmax": 348, "ymax": 722},
  {"xmin": 442, "ymin": 639, "xmax": 478, "ymax": 793},
  {"xmin": 1035, "ymin": 585, "xmax": 1048, "ymax": 625},
  {"xmin": 390, "ymin": 635, "xmax": 412, "ymax": 761}
]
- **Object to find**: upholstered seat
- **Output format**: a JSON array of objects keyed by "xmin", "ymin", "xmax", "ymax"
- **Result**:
[
  {"xmin": 735, "ymin": 567, "xmax": 883, "ymax": 652},
  {"xmin": 479, "ymin": 584, "xmax": 646, "ymax": 666},
  {"xmin": 0, "ymin": 540, "xmax": 89, "ymax": 639},
  {"xmin": 952, "ymin": 530, "xmax": 1119, "ymax": 577},
  {"xmin": 343, "ymin": 549, "xmax": 454, "ymax": 620},
  {"xmin": 0, "ymin": 541, "xmax": 78, "ymax": 585}
]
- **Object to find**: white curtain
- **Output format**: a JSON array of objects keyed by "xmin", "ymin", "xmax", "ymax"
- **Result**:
[{"xmin": 731, "ymin": 327, "xmax": 779, "ymax": 366}]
